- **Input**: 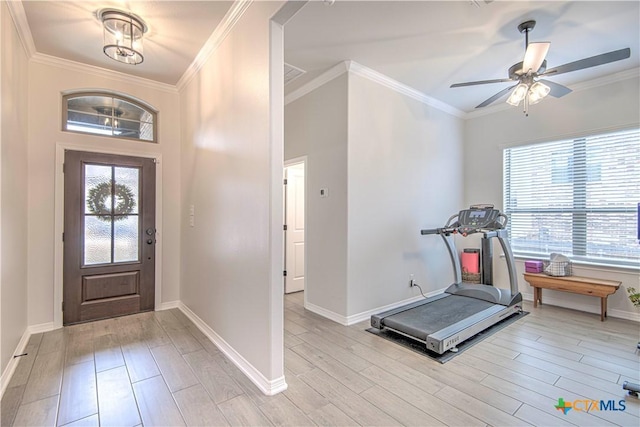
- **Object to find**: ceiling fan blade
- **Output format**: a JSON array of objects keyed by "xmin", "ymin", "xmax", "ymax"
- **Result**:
[
  {"xmin": 451, "ymin": 78, "xmax": 513, "ymax": 88},
  {"xmin": 523, "ymin": 42, "xmax": 550, "ymax": 74},
  {"xmin": 538, "ymin": 79, "xmax": 572, "ymax": 98},
  {"xmin": 475, "ymin": 85, "xmax": 516, "ymax": 108},
  {"xmin": 543, "ymin": 47, "xmax": 630, "ymax": 76}
]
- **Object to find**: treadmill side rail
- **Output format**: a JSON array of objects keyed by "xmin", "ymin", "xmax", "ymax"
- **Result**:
[
  {"xmin": 427, "ymin": 304, "xmax": 521, "ymax": 354},
  {"xmin": 371, "ymin": 293, "xmax": 450, "ymax": 329}
]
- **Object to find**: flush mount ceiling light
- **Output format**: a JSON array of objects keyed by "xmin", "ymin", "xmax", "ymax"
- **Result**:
[{"xmin": 98, "ymin": 8, "xmax": 148, "ymax": 65}]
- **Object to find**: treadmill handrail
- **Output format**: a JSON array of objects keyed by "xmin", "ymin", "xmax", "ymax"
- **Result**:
[
  {"xmin": 442, "ymin": 233, "xmax": 462, "ymax": 284},
  {"xmin": 496, "ymin": 229, "xmax": 519, "ymax": 296},
  {"xmin": 420, "ymin": 227, "xmax": 455, "ymax": 235}
]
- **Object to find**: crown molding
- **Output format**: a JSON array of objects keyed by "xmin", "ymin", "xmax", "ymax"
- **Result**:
[
  {"xmin": 31, "ymin": 52, "xmax": 178, "ymax": 94},
  {"xmin": 346, "ymin": 61, "xmax": 466, "ymax": 118},
  {"xmin": 6, "ymin": 0, "xmax": 36, "ymax": 57},
  {"xmin": 570, "ymin": 67, "xmax": 639, "ymax": 92},
  {"xmin": 8, "ymin": 0, "xmax": 252, "ymax": 95},
  {"xmin": 285, "ymin": 60, "xmax": 466, "ymax": 118},
  {"xmin": 286, "ymin": 60, "xmax": 638, "ymax": 121},
  {"xmin": 176, "ymin": 0, "xmax": 253, "ymax": 91}
]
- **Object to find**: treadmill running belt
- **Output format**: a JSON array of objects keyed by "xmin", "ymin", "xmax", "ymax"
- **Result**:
[{"xmin": 382, "ymin": 295, "xmax": 495, "ymax": 341}]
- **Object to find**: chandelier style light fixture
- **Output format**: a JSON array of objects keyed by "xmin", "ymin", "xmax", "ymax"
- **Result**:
[{"xmin": 99, "ymin": 9, "xmax": 148, "ymax": 65}]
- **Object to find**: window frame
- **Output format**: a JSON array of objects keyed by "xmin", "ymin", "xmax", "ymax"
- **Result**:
[
  {"xmin": 62, "ymin": 91, "xmax": 158, "ymax": 143},
  {"xmin": 503, "ymin": 127, "xmax": 640, "ymax": 270}
]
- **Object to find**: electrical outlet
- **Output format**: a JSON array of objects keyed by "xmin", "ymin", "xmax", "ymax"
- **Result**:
[{"xmin": 409, "ymin": 274, "xmax": 415, "ymax": 287}]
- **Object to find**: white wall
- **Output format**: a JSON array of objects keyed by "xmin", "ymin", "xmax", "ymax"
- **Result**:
[
  {"xmin": 285, "ymin": 74, "xmax": 349, "ymax": 316},
  {"xmin": 1, "ymin": 0, "xmax": 29, "ymax": 376},
  {"xmin": 464, "ymin": 75, "xmax": 640, "ymax": 319},
  {"xmin": 27, "ymin": 61, "xmax": 182, "ymax": 326},
  {"xmin": 285, "ymin": 70, "xmax": 465, "ymax": 320},
  {"xmin": 347, "ymin": 73, "xmax": 464, "ymax": 316},
  {"xmin": 180, "ymin": 0, "xmax": 284, "ymax": 387}
]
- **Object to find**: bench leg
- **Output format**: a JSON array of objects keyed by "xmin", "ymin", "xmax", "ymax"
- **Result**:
[
  {"xmin": 533, "ymin": 287, "xmax": 541, "ymax": 307},
  {"xmin": 601, "ymin": 297, "xmax": 607, "ymax": 321}
]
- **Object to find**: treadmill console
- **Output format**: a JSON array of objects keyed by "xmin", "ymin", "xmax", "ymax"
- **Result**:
[{"xmin": 457, "ymin": 205, "xmax": 503, "ymax": 234}]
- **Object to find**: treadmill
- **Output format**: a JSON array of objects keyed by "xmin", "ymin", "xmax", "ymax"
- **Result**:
[{"xmin": 371, "ymin": 204, "xmax": 522, "ymax": 354}]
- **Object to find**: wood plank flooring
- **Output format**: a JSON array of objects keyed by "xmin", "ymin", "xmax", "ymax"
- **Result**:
[{"xmin": 2, "ymin": 292, "xmax": 639, "ymax": 426}]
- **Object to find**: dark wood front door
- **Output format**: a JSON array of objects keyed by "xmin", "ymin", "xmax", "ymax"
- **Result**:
[{"xmin": 63, "ymin": 150, "xmax": 156, "ymax": 325}]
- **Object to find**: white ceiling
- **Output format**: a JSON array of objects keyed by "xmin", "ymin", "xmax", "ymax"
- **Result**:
[
  {"xmin": 21, "ymin": 0, "xmax": 234, "ymax": 85},
  {"xmin": 16, "ymin": 1, "xmax": 640, "ymax": 113},
  {"xmin": 284, "ymin": 1, "xmax": 640, "ymax": 114}
]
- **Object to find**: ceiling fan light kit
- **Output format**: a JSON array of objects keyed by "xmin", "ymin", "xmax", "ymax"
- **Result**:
[
  {"xmin": 506, "ymin": 83, "xmax": 529, "ymax": 106},
  {"xmin": 450, "ymin": 19, "xmax": 631, "ymax": 116},
  {"xmin": 99, "ymin": 9, "xmax": 148, "ymax": 65},
  {"xmin": 528, "ymin": 81, "xmax": 551, "ymax": 105}
]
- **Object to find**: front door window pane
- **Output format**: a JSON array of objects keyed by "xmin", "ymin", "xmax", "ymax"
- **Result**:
[
  {"xmin": 84, "ymin": 216, "xmax": 112, "ymax": 265},
  {"xmin": 114, "ymin": 215, "xmax": 139, "ymax": 262},
  {"xmin": 114, "ymin": 167, "xmax": 139, "ymax": 214},
  {"xmin": 85, "ymin": 165, "xmax": 112, "ymax": 215},
  {"xmin": 83, "ymin": 164, "xmax": 140, "ymax": 265}
]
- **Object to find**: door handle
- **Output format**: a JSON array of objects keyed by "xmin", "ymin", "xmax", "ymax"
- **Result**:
[{"xmin": 147, "ymin": 239, "xmax": 154, "ymax": 245}]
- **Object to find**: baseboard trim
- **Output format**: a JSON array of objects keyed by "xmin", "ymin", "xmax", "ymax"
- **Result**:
[
  {"xmin": 158, "ymin": 300, "xmax": 181, "ymax": 311},
  {"xmin": 303, "ymin": 301, "xmax": 350, "ymax": 325},
  {"xmin": 27, "ymin": 322, "xmax": 56, "ymax": 334},
  {"xmin": 305, "ymin": 287, "xmax": 449, "ymax": 326},
  {"xmin": 0, "ymin": 330, "xmax": 30, "ymax": 398},
  {"xmin": 522, "ymin": 292, "xmax": 640, "ymax": 322},
  {"xmin": 1, "ymin": 321, "xmax": 59, "ymax": 398},
  {"xmin": 178, "ymin": 303, "xmax": 287, "ymax": 396}
]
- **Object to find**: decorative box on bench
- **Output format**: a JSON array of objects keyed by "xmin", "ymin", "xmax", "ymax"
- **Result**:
[{"xmin": 524, "ymin": 260, "xmax": 544, "ymax": 273}]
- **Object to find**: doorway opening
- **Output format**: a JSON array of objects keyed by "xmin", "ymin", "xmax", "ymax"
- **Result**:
[{"xmin": 284, "ymin": 159, "xmax": 306, "ymax": 294}]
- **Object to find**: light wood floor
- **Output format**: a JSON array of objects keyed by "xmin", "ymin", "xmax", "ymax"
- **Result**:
[{"xmin": 2, "ymin": 292, "xmax": 639, "ymax": 426}]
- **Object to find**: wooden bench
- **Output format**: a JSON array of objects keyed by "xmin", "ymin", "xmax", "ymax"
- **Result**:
[{"xmin": 523, "ymin": 273, "xmax": 621, "ymax": 321}]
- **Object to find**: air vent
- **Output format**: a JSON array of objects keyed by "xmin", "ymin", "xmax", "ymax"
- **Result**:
[
  {"xmin": 469, "ymin": 0, "xmax": 494, "ymax": 7},
  {"xmin": 284, "ymin": 63, "xmax": 306, "ymax": 85}
]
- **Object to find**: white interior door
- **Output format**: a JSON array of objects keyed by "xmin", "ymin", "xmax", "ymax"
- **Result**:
[{"xmin": 285, "ymin": 163, "xmax": 305, "ymax": 293}]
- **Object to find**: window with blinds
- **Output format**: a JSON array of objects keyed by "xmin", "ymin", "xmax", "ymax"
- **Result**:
[{"xmin": 503, "ymin": 128, "xmax": 640, "ymax": 267}]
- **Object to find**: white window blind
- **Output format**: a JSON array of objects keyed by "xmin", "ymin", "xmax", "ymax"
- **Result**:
[{"xmin": 504, "ymin": 128, "xmax": 640, "ymax": 267}]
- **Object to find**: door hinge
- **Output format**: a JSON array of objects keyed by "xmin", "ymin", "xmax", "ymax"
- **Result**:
[
  {"xmin": 62, "ymin": 163, "xmax": 65, "ymax": 173},
  {"xmin": 283, "ymin": 270, "xmax": 287, "ymax": 277},
  {"xmin": 283, "ymin": 224, "xmax": 287, "ymax": 231},
  {"xmin": 61, "ymin": 301, "xmax": 64, "ymax": 312},
  {"xmin": 283, "ymin": 178, "xmax": 288, "ymax": 185},
  {"xmin": 62, "ymin": 232, "xmax": 64, "ymax": 242}
]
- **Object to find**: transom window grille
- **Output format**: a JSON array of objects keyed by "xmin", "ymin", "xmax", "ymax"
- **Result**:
[
  {"xmin": 503, "ymin": 128, "xmax": 640, "ymax": 268},
  {"xmin": 63, "ymin": 92, "xmax": 156, "ymax": 142}
]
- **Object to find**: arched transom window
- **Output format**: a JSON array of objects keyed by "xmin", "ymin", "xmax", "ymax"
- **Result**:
[{"xmin": 63, "ymin": 92, "xmax": 157, "ymax": 142}]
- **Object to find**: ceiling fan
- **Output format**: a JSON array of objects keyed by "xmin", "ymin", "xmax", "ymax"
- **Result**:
[{"xmin": 450, "ymin": 20, "xmax": 631, "ymax": 115}]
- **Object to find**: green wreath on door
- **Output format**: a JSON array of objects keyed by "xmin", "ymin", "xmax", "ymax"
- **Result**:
[{"xmin": 87, "ymin": 181, "xmax": 136, "ymax": 221}]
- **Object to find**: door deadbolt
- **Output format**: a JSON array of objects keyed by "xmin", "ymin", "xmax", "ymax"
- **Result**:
[{"xmin": 146, "ymin": 228, "xmax": 155, "ymax": 236}]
